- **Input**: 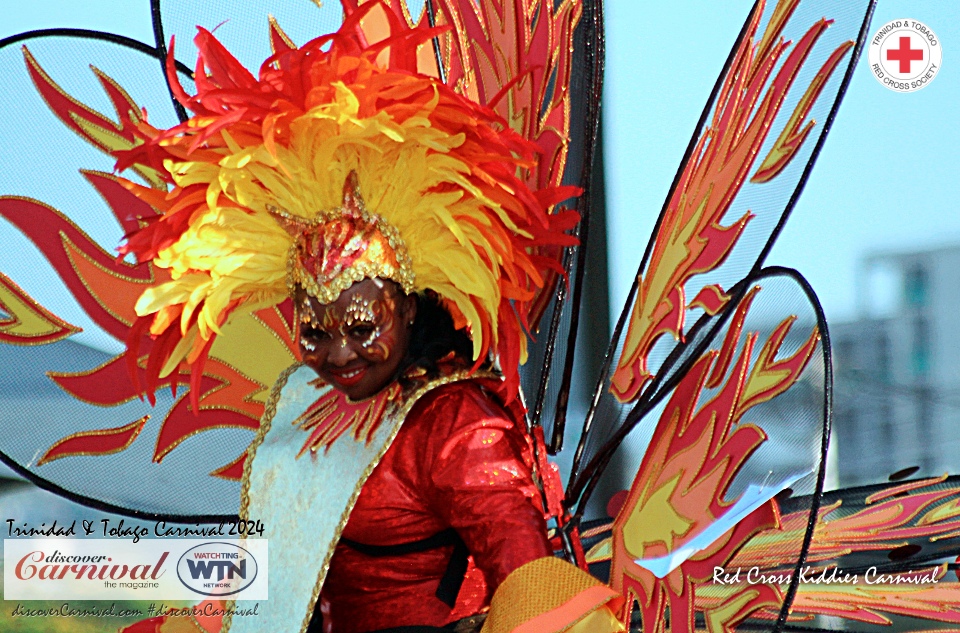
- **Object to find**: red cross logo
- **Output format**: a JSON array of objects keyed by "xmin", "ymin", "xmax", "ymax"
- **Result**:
[{"xmin": 887, "ymin": 36, "xmax": 924, "ymax": 73}]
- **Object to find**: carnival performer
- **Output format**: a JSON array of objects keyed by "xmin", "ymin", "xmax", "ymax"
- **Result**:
[{"xmin": 114, "ymin": 4, "xmax": 622, "ymax": 633}]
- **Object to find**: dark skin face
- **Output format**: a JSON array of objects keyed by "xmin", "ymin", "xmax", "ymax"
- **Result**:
[{"xmin": 296, "ymin": 278, "xmax": 417, "ymax": 401}]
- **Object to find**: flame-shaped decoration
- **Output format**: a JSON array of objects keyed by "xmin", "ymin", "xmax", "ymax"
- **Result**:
[
  {"xmin": 38, "ymin": 417, "xmax": 148, "ymax": 466},
  {"xmin": 347, "ymin": 0, "xmax": 582, "ymax": 327},
  {"xmin": 0, "ymin": 271, "xmax": 79, "ymax": 345},
  {"xmin": 610, "ymin": 0, "xmax": 853, "ymax": 403},
  {"xmin": 295, "ymin": 382, "xmax": 402, "ymax": 456},
  {"xmin": 609, "ymin": 286, "xmax": 819, "ymax": 632},
  {"xmin": 0, "ymin": 52, "xmax": 299, "ymax": 478}
]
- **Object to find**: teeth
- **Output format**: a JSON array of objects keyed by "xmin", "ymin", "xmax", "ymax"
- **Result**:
[{"xmin": 340, "ymin": 369, "xmax": 361, "ymax": 378}]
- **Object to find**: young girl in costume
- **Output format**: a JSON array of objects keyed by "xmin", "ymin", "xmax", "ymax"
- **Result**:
[{"xmin": 115, "ymin": 5, "xmax": 622, "ymax": 632}]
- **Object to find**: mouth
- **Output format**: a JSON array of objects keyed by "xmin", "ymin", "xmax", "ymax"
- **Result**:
[{"xmin": 325, "ymin": 364, "xmax": 368, "ymax": 388}]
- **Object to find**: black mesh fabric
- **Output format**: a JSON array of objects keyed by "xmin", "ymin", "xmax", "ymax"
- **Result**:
[{"xmin": 566, "ymin": 0, "xmax": 873, "ymax": 521}]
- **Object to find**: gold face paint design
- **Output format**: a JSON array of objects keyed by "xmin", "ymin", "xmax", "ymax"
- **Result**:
[
  {"xmin": 299, "ymin": 295, "xmax": 321, "ymax": 351},
  {"xmin": 314, "ymin": 295, "xmax": 386, "ymax": 354},
  {"xmin": 295, "ymin": 279, "xmax": 415, "ymax": 400}
]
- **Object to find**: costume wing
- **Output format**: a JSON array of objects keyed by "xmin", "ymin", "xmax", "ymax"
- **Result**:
[
  {"xmin": 597, "ymin": 267, "xmax": 829, "ymax": 631},
  {"xmin": 0, "ymin": 30, "xmax": 274, "ymax": 519},
  {"xmin": 560, "ymin": 1, "xmax": 960, "ymax": 630},
  {"xmin": 0, "ymin": 0, "xmax": 593, "ymax": 519},
  {"xmin": 566, "ymin": 0, "xmax": 874, "ymax": 511}
]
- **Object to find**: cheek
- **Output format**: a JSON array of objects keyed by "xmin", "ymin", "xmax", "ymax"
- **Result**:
[
  {"xmin": 298, "ymin": 334, "xmax": 327, "ymax": 364},
  {"xmin": 363, "ymin": 309, "xmax": 402, "ymax": 362},
  {"xmin": 365, "ymin": 335, "xmax": 393, "ymax": 362}
]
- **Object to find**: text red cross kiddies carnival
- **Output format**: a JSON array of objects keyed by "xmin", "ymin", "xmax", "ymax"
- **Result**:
[{"xmin": 887, "ymin": 36, "xmax": 924, "ymax": 73}]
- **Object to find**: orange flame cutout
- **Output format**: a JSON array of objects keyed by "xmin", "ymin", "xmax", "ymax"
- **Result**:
[
  {"xmin": 611, "ymin": 0, "xmax": 852, "ymax": 403},
  {"xmin": 211, "ymin": 453, "xmax": 247, "ymax": 480},
  {"xmin": 0, "ymin": 272, "xmax": 80, "ymax": 345},
  {"xmin": 151, "ymin": 358, "xmax": 266, "ymax": 464},
  {"xmin": 720, "ymin": 477, "xmax": 960, "ymax": 626},
  {"xmin": 751, "ymin": 40, "xmax": 855, "ymax": 183},
  {"xmin": 23, "ymin": 47, "xmax": 165, "ymax": 188},
  {"xmin": 609, "ymin": 288, "xmax": 818, "ymax": 632},
  {"xmin": 696, "ymin": 575, "xmax": 960, "ymax": 628},
  {"xmin": 789, "ymin": 577, "xmax": 960, "ymax": 626},
  {"xmin": 729, "ymin": 481, "xmax": 960, "ymax": 569}
]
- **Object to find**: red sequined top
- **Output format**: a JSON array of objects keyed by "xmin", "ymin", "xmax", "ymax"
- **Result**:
[{"xmin": 319, "ymin": 380, "xmax": 552, "ymax": 632}]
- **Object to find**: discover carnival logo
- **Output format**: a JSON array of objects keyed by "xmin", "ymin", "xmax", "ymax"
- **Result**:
[
  {"xmin": 3, "ymin": 539, "xmax": 267, "ymax": 600},
  {"xmin": 176, "ymin": 542, "xmax": 259, "ymax": 596},
  {"xmin": 868, "ymin": 18, "xmax": 942, "ymax": 93},
  {"xmin": 12, "ymin": 548, "xmax": 168, "ymax": 584}
]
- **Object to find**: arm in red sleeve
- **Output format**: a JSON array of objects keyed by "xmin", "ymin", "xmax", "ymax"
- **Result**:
[{"xmin": 423, "ymin": 383, "xmax": 553, "ymax": 590}]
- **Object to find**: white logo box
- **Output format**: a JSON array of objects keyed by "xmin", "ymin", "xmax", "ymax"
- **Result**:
[{"xmin": 4, "ymin": 539, "xmax": 268, "ymax": 600}]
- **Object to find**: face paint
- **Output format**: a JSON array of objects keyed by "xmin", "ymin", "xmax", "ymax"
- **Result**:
[
  {"xmin": 299, "ymin": 295, "xmax": 321, "ymax": 351},
  {"xmin": 296, "ymin": 278, "xmax": 416, "ymax": 400}
]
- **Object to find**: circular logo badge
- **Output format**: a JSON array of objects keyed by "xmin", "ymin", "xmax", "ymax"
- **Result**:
[
  {"xmin": 868, "ymin": 19, "xmax": 942, "ymax": 92},
  {"xmin": 176, "ymin": 542, "xmax": 259, "ymax": 596}
]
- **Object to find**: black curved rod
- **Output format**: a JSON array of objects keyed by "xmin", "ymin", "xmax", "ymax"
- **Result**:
[
  {"xmin": 424, "ymin": 0, "xmax": 447, "ymax": 85},
  {"xmin": 0, "ymin": 449, "xmax": 238, "ymax": 524},
  {"xmin": 759, "ymin": 265, "xmax": 833, "ymax": 633},
  {"xmin": 151, "ymin": 0, "xmax": 190, "ymax": 122},
  {"xmin": 546, "ymin": 0, "xmax": 606, "ymax": 454},
  {"xmin": 0, "ymin": 27, "xmax": 193, "ymax": 79}
]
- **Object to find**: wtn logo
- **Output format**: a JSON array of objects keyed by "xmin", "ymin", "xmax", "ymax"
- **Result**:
[
  {"xmin": 185, "ymin": 558, "xmax": 247, "ymax": 581},
  {"xmin": 176, "ymin": 542, "xmax": 259, "ymax": 596}
]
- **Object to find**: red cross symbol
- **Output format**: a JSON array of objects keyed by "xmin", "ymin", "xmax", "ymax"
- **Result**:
[{"xmin": 887, "ymin": 36, "xmax": 924, "ymax": 73}]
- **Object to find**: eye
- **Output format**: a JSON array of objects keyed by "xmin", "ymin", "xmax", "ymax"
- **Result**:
[
  {"xmin": 301, "ymin": 327, "xmax": 332, "ymax": 341},
  {"xmin": 350, "ymin": 325, "xmax": 376, "ymax": 339}
]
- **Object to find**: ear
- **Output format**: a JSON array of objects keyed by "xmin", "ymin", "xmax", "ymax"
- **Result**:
[{"xmin": 402, "ymin": 293, "xmax": 418, "ymax": 326}]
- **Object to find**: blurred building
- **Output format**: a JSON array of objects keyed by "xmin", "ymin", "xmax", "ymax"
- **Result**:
[{"xmin": 832, "ymin": 245, "xmax": 960, "ymax": 486}]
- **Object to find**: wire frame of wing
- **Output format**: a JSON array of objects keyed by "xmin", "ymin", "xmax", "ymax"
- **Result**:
[{"xmin": 580, "ymin": 267, "xmax": 833, "ymax": 633}]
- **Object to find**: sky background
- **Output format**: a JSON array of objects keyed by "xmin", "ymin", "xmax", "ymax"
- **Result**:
[{"xmin": 1, "ymin": 0, "xmax": 957, "ymax": 332}]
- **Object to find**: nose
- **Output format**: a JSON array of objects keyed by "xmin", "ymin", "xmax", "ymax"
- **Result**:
[{"xmin": 325, "ymin": 338, "xmax": 357, "ymax": 367}]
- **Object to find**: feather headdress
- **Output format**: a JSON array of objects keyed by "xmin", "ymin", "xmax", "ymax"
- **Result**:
[{"xmin": 115, "ymin": 2, "xmax": 578, "ymax": 401}]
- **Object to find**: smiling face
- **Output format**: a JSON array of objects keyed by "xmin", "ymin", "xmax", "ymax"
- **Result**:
[{"xmin": 296, "ymin": 278, "xmax": 417, "ymax": 400}]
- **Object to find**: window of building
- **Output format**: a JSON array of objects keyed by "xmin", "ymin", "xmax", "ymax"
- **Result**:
[
  {"xmin": 904, "ymin": 263, "xmax": 928, "ymax": 307},
  {"xmin": 876, "ymin": 333, "xmax": 890, "ymax": 382},
  {"xmin": 911, "ymin": 316, "xmax": 930, "ymax": 376}
]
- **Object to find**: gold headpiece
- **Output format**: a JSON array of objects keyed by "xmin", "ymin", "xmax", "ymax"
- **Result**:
[{"xmin": 271, "ymin": 174, "xmax": 415, "ymax": 304}]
